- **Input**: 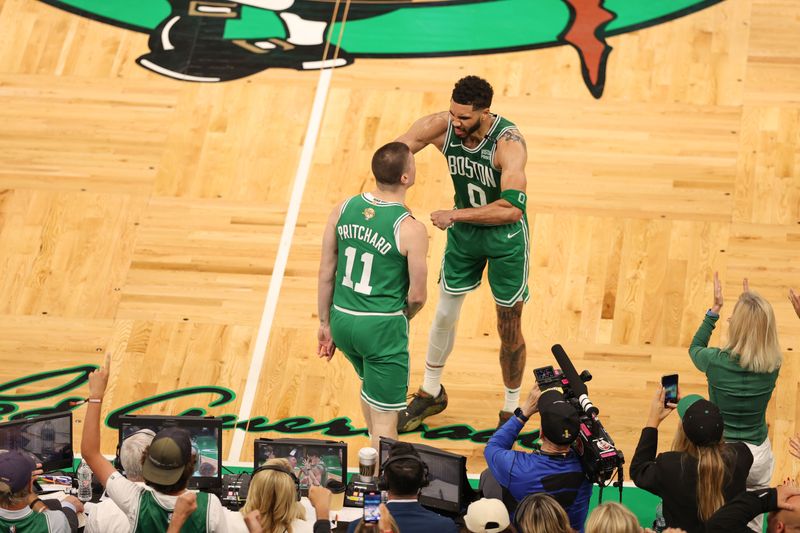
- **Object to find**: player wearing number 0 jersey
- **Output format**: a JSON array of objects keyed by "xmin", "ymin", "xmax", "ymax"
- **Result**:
[
  {"xmin": 395, "ymin": 75, "xmax": 529, "ymax": 431},
  {"xmin": 317, "ymin": 142, "xmax": 429, "ymax": 452}
]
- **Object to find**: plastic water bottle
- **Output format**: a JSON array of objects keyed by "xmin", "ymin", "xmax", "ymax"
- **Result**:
[{"xmin": 77, "ymin": 460, "xmax": 93, "ymax": 502}]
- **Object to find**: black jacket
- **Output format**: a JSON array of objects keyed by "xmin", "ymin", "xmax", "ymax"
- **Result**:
[
  {"xmin": 706, "ymin": 488, "xmax": 777, "ymax": 532},
  {"xmin": 629, "ymin": 427, "xmax": 753, "ymax": 533}
]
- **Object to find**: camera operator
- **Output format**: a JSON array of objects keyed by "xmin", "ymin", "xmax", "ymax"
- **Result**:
[{"xmin": 484, "ymin": 382, "xmax": 592, "ymax": 532}]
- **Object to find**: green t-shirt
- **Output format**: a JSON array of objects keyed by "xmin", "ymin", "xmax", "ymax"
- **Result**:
[{"xmin": 689, "ymin": 314, "xmax": 779, "ymax": 444}]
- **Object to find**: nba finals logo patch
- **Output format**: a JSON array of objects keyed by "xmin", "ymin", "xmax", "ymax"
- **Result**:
[
  {"xmin": 481, "ymin": 149, "xmax": 492, "ymax": 160},
  {"xmin": 363, "ymin": 208, "xmax": 375, "ymax": 221},
  {"xmin": 39, "ymin": 0, "xmax": 723, "ymax": 98}
]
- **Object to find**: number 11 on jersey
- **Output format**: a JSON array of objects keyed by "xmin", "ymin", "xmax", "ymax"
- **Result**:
[{"xmin": 342, "ymin": 246, "xmax": 374, "ymax": 295}]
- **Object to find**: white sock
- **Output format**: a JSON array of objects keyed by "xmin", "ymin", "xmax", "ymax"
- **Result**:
[
  {"xmin": 421, "ymin": 364, "xmax": 444, "ymax": 397},
  {"xmin": 503, "ymin": 387, "xmax": 521, "ymax": 413},
  {"xmin": 421, "ymin": 289, "xmax": 466, "ymax": 397}
]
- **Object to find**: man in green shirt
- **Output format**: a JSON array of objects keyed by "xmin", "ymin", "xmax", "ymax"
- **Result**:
[
  {"xmin": 395, "ymin": 75, "xmax": 529, "ymax": 430},
  {"xmin": 317, "ymin": 141, "xmax": 429, "ymax": 452},
  {"xmin": 0, "ymin": 451, "xmax": 82, "ymax": 532},
  {"xmin": 81, "ymin": 357, "xmax": 229, "ymax": 533}
]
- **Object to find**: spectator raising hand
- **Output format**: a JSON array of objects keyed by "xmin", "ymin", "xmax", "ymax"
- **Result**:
[
  {"xmin": 167, "ymin": 492, "xmax": 197, "ymax": 533},
  {"xmin": 791, "ymin": 434, "xmax": 800, "ymax": 460},
  {"xmin": 689, "ymin": 272, "xmax": 782, "ymax": 532},
  {"xmin": 243, "ymin": 510, "xmax": 263, "ymax": 533},
  {"xmin": 789, "ymin": 288, "xmax": 800, "ymax": 319},
  {"xmin": 646, "ymin": 387, "xmax": 677, "ymax": 429}
]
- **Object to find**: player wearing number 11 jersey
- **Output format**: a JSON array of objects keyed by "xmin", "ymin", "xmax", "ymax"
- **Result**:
[
  {"xmin": 395, "ymin": 75, "xmax": 529, "ymax": 431},
  {"xmin": 317, "ymin": 142, "xmax": 429, "ymax": 452}
]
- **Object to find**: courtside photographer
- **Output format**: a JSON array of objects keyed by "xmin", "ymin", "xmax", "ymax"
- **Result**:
[{"xmin": 483, "ymin": 345, "xmax": 623, "ymax": 533}]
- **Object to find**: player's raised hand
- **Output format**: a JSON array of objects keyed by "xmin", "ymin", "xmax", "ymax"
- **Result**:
[
  {"xmin": 742, "ymin": 277, "xmax": 750, "ymax": 293},
  {"xmin": 317, "ymin": 324, "xmax": 336, "ymax": 361},
  {"xmin": 430, "ymin": 210, "xmax": 456, "ymax": 231},
  {"xmin": 789, "ymin": 288, "xmax": 800, "ymax": 319},
  {"xmin": 711, "ymin": 271, "xmax": 723, "ymax": 314}
]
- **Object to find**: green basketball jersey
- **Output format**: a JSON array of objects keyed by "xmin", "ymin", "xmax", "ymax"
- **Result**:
[
  {"xmin": 0, "ymin": 511, "xmax": 52, "ymax": 533},
  {"xmin": 441, "ymin": 114, "xmax": 517, "ymax": 220},
  {"xmin": 333, "ymin": 193, "xmax": 410, "ymax": 314},
  {"xmin": 133, "ymin": 490, "xmax": 210, "ymax": 533}
]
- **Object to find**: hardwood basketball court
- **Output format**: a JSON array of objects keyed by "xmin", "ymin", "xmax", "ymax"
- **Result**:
[{"xmin": 0, "ymin": 0, "xmax": 798, "ymax": 487}]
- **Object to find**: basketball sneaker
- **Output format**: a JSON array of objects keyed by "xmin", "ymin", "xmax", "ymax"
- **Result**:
[
  {"xmin": 396, "ymin": 385, "xmax": 448, "ymax": 433},
  {"xmin": 497, "ymin": 410, "xmax": 514, "ymax": 428}
]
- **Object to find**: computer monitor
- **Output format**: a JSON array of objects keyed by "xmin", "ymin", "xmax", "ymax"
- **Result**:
[
  {"xmin": 254, "ymin": 438, "xmax": 346, "ymax": 495},
  {"xmin": 118, "ymin": 415, "xmax": 222, "ymax": 490},
  {"xmin": 379, "ymin": 437, "xmax": 473, "ymax": 515},
  {"xmin": 0, "ymin": 412, "xmax": 74, "ymax": 472}
]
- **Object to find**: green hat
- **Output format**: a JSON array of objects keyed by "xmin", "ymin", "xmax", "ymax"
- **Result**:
[
  {"xmin": 677, "ymin": 394, "xmax": 704, "ymax": 419},
  {"xmin": 142, "ymin": 427, "xmax": 192, "ymax": 486}
]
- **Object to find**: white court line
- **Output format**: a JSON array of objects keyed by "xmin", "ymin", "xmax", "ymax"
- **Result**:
[{"xmin": 227, "ymin": 67, "xmax": 334, "ymax": 462}]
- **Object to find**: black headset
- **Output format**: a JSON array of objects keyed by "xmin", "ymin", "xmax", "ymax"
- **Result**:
[
  {"xmin": 378, "ymin": 453, "xmax": 430, "ymax": 492},
  {"xmin": 251, "ymin": 464, "xmax": 301, "ymax": 501},
  {"xmin": 114, "ymin": 429, "xmax": 157, "ymax": 472}
]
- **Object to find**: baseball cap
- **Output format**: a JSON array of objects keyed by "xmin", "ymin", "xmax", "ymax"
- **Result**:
[
  {"xmin": 142, "ymin": 427, "xmax": 193, "ymax": 486},
  {"xmin": 0, "ymin": 451, "xmax": 36, "ymax": 493},
  {"xmin": 538, "ymin": 389, "xmax": 580, "ymax": 445},
  {"xmin": 677, "ymin": 394, "xmax": 723, "ymax": 446},
  {"xmin": 464, "ymin": 498, "xmax": 510, "ymax": 533}
]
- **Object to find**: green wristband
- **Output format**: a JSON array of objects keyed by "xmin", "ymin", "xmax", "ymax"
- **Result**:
[{"xmin": 500, "ymin": 189, "xmax": 527, "ymax": 213}]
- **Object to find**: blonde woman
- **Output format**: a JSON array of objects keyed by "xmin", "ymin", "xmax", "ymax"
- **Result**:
[
  {"xmin": 630, "ymin": 388, "xmax": 752, "ymax": 533},
  {"xmin": 585, "ymin": 502, "xmax": 640, "ymax": 533},
  {"xmin": 229, "ymin": 459, "xmax": 312, "ymax": 533},
  {"xmin": 690, "ymin": 274, "xmax": 781, "ymax": 530},
  {"xmin": 585, "ymin": 502, "xmax": 688, "ymax": 533},
  {"xmin": 512, "ymin": 493, "xmax": 574, "ymax": 533}
]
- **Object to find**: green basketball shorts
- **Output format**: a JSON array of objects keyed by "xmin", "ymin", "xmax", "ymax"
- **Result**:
[
  {"xmin": 439, "ymin": 218, "xmax": 530, "ymax": 307},
  {"xmin": 330, "ymin": 305, "xmax": 409, "ymax": 411}
]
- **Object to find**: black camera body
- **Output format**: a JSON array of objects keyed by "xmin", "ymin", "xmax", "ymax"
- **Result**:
[{"xmin": 534, "ymin": 347, "xmax": 625, "ymax": 496}]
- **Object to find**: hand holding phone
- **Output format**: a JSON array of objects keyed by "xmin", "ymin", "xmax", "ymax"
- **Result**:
[
  {"xmin": 363, "ymin": 491, "xmax": 381, "ymax": 523},
  {"xmin": 661, "ymin": 374, "xmax": 678, "ymax": 407}
]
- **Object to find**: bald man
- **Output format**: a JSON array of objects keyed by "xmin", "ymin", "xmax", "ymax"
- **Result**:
[{"xmin": 706, "ymin": 485, "xmax": 800, "ymax": 532}]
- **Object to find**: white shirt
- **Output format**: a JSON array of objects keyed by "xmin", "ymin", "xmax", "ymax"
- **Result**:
[
  {"xmin": 85, "ymin": 481, "xmax": 146, "ymax": 533},
  {"xmin": 106, "ymin": 471, "xmax": 229, "ymax": 532},
  {"xmin": 0, "ymin": 506, "xmax": 71, "ymax": 533}
]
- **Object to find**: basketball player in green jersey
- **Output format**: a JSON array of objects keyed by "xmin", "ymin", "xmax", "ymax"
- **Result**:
[
  {"xmin": 317, "ymin": 141, "xmax": 429, "ymax": 451},
  {"xmin": 395, "ymin": 76, "xmax": 529, "ymax": 431}
]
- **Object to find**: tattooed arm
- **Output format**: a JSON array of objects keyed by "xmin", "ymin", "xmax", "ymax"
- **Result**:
[{"xmin": 430, "ymin": 128, "xmax": 528, "ymax": 228}]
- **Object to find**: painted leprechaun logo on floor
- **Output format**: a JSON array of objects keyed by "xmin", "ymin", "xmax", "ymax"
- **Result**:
[{"xmin": 39, "ymin": 0, "xmax": 722, "ymax": 95}]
